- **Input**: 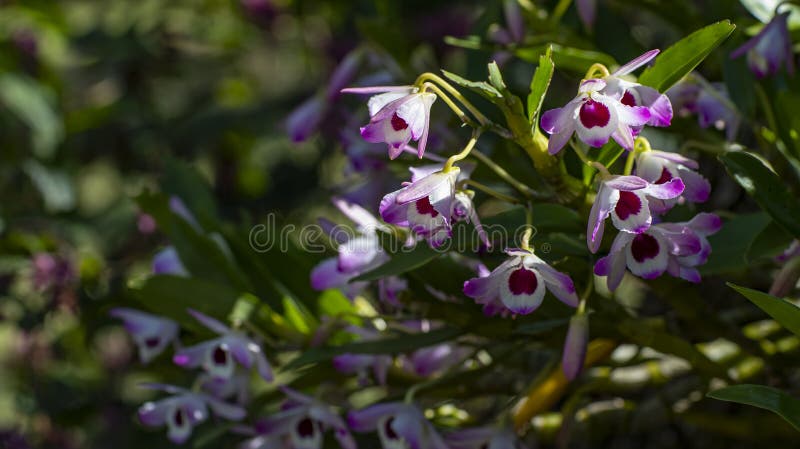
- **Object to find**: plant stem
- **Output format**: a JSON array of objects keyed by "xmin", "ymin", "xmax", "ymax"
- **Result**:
[
  {"xmin": 416, "ymin": 72, "xmax": 491, "ymax": 126},
  {"xmin": 421, "ymin": 82, "xmax": 477, "ymax": 128},
  {"xmin": 464, "ymin": 179, "xmax": 522, "ymax": 204},
  {"xmin": 469, "ymin": 150, "xmax": 544, "ymax": 199},
  {"xmin": 443, "ymin": 130, "xmax": 480, "ymax": 172}
]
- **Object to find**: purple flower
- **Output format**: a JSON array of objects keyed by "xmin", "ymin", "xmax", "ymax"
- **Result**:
[
  {"xmin": 138, "ymin": 383, "xmax": 246, "ymax": 445},
  {"xmin": 634, "ymin": 149, "xmax": 711, "ymax": 213},
  {"xmin": 593, "ymin": 215, "xmax": 718, "ymax": 291},
  {"xmin": 562, "ymin": 314, "xmax": 589, "ymax": 380},
  {"xmin": 380, "ymin": 167, "xmax": 460, "ymax": 247},
  {"xmin": 657, "ymin": 213, "xmax": 722, "ymax": 282},
  {"xmin": 576, "ymin": 0, "xmax": 597, "ymax": 31},
  {"xmin": 332, "ymin": 326, "xmax": 392, "ymax": 385},
  {"xmin": 586, "ymin": 175, "xmax": 685, "ymax": 253},
  {"xmin": 342, "ymin": 86, "xmax": 437, "ymax": 159},
  {"xmin": 463, "ymin": 248, "xmax": 579, "ymax": 315},
  {"xmin": 541, "ymin": 50, "xmax": 672, "ymax": 154},
  {"xmin": 109, "ymin": 308, "xmax": 178, "ymax": 363},
  {"xmin": 776, "ymin": 240, "xmax": 800, "ymax": 263},
  {"xmin": 731, "ymin": 11, "xmax": 794, "ymax": 78},
  {"xmin": 447, "ymin": 426, "xmax": 527, "ymax": 449},
  {"xmin": 310, "ymin": 198, "xmax": 390, "ymax": 297},
  {"xmin": 378, "ymin": 276, "xmax": 408, "ymax": 306},
  {"xmin": 666, "ymin": 78, "xmax": 740, "ymax": 141},
  {"xmin": 31, "ymin": 252, "xmax": 75, "ymax": 291},
  {"xmin": 348, "ymin": 402, "xmax": 448, "ymax": 449},
  {"xmin": 540, "ymin": 78, "xmax": 651, "ymax": 154},
  {"xmin": 173, "ymin": 309, "xmax": 273, "ymax": 381},
  {"xmin": 152, "ymin": 246, "xmax": 189, "ymax": 276},
  {"xmin": 286, "ymin": 96, "xmax": 326, "ymax": 143},
  {"xmin": 247, "ymin": 388, "xmax": 356, "ymax": 449}
]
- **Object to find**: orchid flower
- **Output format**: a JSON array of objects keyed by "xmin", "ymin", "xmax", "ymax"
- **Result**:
[
  {"xmin": 540, "ymin": 78, "xmax": 651, "ymax": 154},
  {"xmin": 602, "ymin": 50, "xmax": 673, "ymax": 129},
  {"xmin": 348, "ymin": 402, "xmax": 448, "ymax": 449},
  {"xmin": 634, "ymin": 149, "xmax": 711, "ymax": 213},
  {"xmin": 138, "ymin": 383, "xmax": 246, "ymax": 445},
  {"xmin": 656, "ymin": 213, "xmax": 722, "ymax": 283},
  {"xmin": 586, "ymin": 175, "xmax": 684, "ymax": 253},
  {"xmin": 248, "ymin": 388, "xmax": 356, "ymax": 449},
  {"xmin": 378, "ymin": 276, "xmax": 408, "ymax": 306},
  {"xmin": 152, "ymin": 246, "xmax": 188, "ymax": 276},
  {"xmin": 593, "ymin": 221, "xmax": 704, "ymax": 291},
  {"xmin": 332, "ymin": 325, "xmax": 393, "ymax": 385},
  {"xmin": 342, "ymin": 85, "xmax": 436, "ymax": 159},
  {"xmin": 380, "ymin": 167, "xmax": 460, "ymax": 247},
  {"xmin": 311, "ymin": 197, "xmax": 391, "ymax": 297},
  {"xmin": 173, "ymin": 309, "xmax": 273, "ymax": 381},
  {"xmin": 463, "ymin": 248, "xmax": 579, "ymax": 315},
  {"xmin": 576, "ymin": 0, "xmax": 597, "ymax": 31},
  {"xmin": 109, "ymin": 308, "xmax": 178, "ymax": 364},
  {"xmin": 666, "ymin": 78, "xmax": 740, "ymax": 141},
  {"xmin": 446, "ymin": 426, "xmax": 528, "ymax": 449},
  {"xmin": 731, "ymin": 11, "xmax": 794, "ymax": 78}
]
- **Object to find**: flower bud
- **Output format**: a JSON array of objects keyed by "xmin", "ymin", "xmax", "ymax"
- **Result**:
[{"xmin": 562, "ymin": 313, "xmax": 589, "ymax": 380}]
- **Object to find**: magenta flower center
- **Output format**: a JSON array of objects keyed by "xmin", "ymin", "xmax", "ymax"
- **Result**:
[
  {"xmin": 615, "ymin": 191, "xmax": 642, "ymax": 220},
  {"xmin": 212, "ymin": 346, "xmax": 228, "ymax": 365},
  {"xmin": 297, "ymin": 417, "xmax": 315, "ymax": 437},
  {"xmin": 384, "ymin": 417, "xmax": 399, "ymax": 440},
  {"xmin": 655, "ymin": 167, "xmax": 673, "ymax": 184},
  {"xmin": 390, "ymin": 113, "xmax": 409, "ymax": 131},
  {"xmin": 415, "ymin": 197, "xmax": 439, "ymax": 217},
  {"xmin": 631, "ymin": 233, "xmax": 660, "ymax": 262},
  {"xmin": 174, "ymin": 408, "xmax": 185, "ymax": 426},
  {"xmin": 579, "ymin": 99, "xmax": 611, "ymax": 128},
  {"xmin": 508, "ymin": 267, "xmax": 538, "ymax": 295},
  {"xmin": 145, "ymin": 337, "xmax": 160, "ymax": 348},
  {"xmin": 621, "ymin": 90, "xmax": 637, "ymax": 107}
]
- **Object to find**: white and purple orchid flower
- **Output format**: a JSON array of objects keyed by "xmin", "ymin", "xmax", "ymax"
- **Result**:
[
  {"xmin": 666, "ymin": 78, "xmax": 741, "ymax": 141},
  {"xmin": 245, "ymin": 388, "xmax": 356, "ymax": 449},
  {"xmin": 586, "ymin": 175, "xmax": 685, "ymax": 253},
  {"xmin": 332, "ymin": 325, "xmax": 393, "ymax": 385},
  {"xmin": 463, "ymin": 248, "xmax": 579, "ymax": 315},
  {"xmin": 634, "ymin": 149, "xmax": 711, "ymax": 213},
  {"xmin": 380, "ymin": 167, "xmax": 460, "ymax": 247},
  {"xmin": 446, "ymin": 426, "xmax": 528, "ymax": 449},
  {"xmin": 138, "ymin": 383, "xmax": 246, "ymax": 445},
  {"xmin": 348, "ymin": 402, "xmax": 448, "ymax": 449},
  {"xmin": 109, "ymin": 308, "xmax": 179, "ymax": 364},
  {"xmin": 342, "ymin": 85, "xmax": 436, "ymax": 159},
  {"xmin": 731, "ymin": 11, "xmax": 794, "ymax": 79},
  {"xmin": 594, "ymin": 214, "xmax": 720, "ymax": 291},
  {"xmin": 173, "ymin": 309, "xmax": 273, "ymax": 382},
  {"xmin": 311, "ymin": 197, "xmax": 391, "ymax": 298},
  {"xmin": 540, "ymin": 50, "xmax": 671, "ymax": 154}
]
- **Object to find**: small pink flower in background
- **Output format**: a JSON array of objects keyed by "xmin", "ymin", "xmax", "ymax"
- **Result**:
[
  {"xmin": 152, "ymin": 246, "xmax": 189, "ymax": 276},
  {"xmin": 343, "ymin": 86, "xmax": 437, "ymax": 159},
  {"xmin": 463, "ymin": 248, "xmax": 578, "ymax": 315},
  {"xmin": 562, "ymin": 314, "xmax": 589, "ymax": 380}
]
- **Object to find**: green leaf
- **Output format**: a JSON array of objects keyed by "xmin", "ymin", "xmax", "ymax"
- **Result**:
[
  {"xmin": 728, "ymin": 283, "xmax": 800, "ymax": 336},
  {"xmin": 487, "ymin": 61, "xmax": 507, "ymax": 91},
  {"xmin": 527, "ymin": 46, "xmax": 555, "ymax": 123},
  {"xmin": 352, "ymin": 242, "xmax": 441, "ymax": 282},
  {"xmin": 285, "ymin": 327, "xmax": 463, "ymax": 369},
  {"xmin": 708, "ymin": 384, "xmax": 800, "ymax": 431},
  {"xmin": 441, "ymin": 70, "xmax": 501, "ymax": 100},
  {"xmin": 703, "ymin": 212, "xmax": 770, "ymax": 275},
  {"xmin": 0, "ymin": 74, "xmax": 64, "ymax": 159},
  {"xmin": 746, "ymin": 220, "xmax": 795, "ymax": 262},
  {"xmin": 638, "ymin": 21, "xmax": 736, "ymax": 92},
  {"xmin": 617, "ymin": 320, "xmax": 728, "ymax": 379},
  {"xmin": 130, "ymin": 275, "xmax": 239, "ymax": 334},
  {"xmin": 516, "ymin": 44, "xmax": 616, "ymax": 74},
  {"xmin": 719, "ymin": 151, "xmax": 800, "ymax": 239}
]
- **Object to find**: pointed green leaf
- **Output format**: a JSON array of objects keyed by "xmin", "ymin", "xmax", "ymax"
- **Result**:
[
  {"xmin": 720, "ymin": 151, "xmax": 800, "ymax": 239},
  {"xmin": 638, "ymin": 21, "xmax": 736, "ymax": 92},
  {"xmin": 527, "ymin": 46, "xmax": 555, "ymax": 123},
  {"xmin": 708, "ymin": 384, "xmax": 800, "ymax": 431},
  {"xmin": 440, "ymin": 70, "xmax": 501, "ymax": 99},
  {"xmin": 728, "ymin": 283, "xmax": 800, "ymax": 336}
]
